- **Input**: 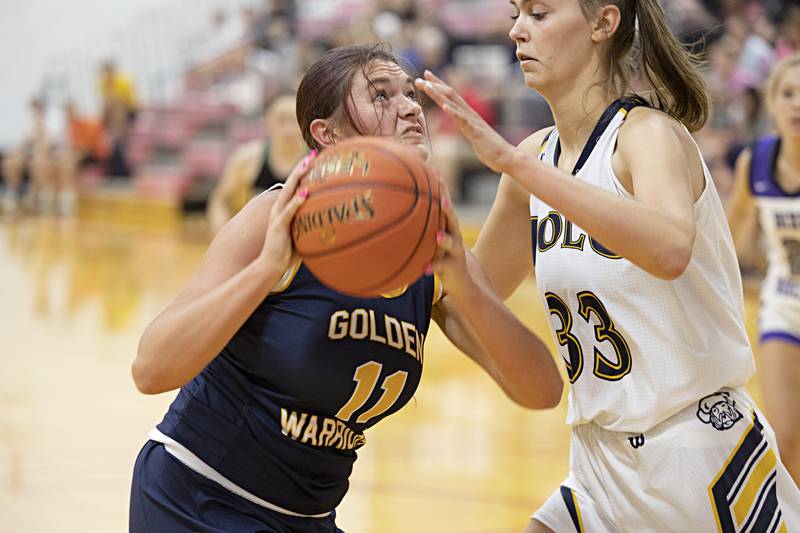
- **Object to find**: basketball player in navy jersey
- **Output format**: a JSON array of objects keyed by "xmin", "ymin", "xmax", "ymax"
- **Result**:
[
  {"xmin": 129, "ymin": 44, "xmax": 562, "ymax": 532},
  {"xmin": 419, "ymin": 0, "xmax": 800, "ymax": 530},
  {"xmin": 728, "ymin": 52, "xmax": 800, "ymax": 484}
]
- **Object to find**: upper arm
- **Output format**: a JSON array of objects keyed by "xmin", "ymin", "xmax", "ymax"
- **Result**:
[
  {"xmin": 211, "ymin": 142, "xmax": 261, "ymax": 207},
  {"xmin": 727, "ymin": 148, "xmax": 758, "ymax": 247},
  {"xmin": 473, "ymin": 129, "xmax": 550, "ymax": 299},
  {"xmin": 728, "ymin": 149, "xmax": 756, "ymax": 221},
  {"xmin": 614, "ymin": 110, "xmax": 699, "ymax": 233},
  {"xmin": 176, "ymin": 191, "xmax": 275, "ymax": 304}
]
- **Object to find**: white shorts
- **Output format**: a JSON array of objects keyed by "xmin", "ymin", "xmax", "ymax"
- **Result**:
[
  {"xmin": 534, "ymin": 388, "xmax": 800, "ymax": 532},
  {"xmin": 760, "ymin": 276, "xmax": 800, "ymax": 345}
]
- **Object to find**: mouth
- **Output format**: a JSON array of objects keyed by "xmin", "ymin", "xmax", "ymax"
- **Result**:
[
  {"xmin": 516, "ymin": 51, "xmax": 536, "ymax": 62},
  {"xmin": 400, "ymin": 124, "xmax": 425, "ymax": 139}
]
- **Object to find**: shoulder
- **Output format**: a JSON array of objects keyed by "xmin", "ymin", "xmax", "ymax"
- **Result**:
[
  {"xmin": 617, "ymin": 107, "xmax": 699, "ymax": 165},
  {"xmin": 735, "ymin": 146, "xmax": 753, "ymax": 172},
  {"xmin": 619, "ymin": 107, "xmax": 687, "ymax": 145},
  {"xmin": 517, "ymin": 126, "xmax": 555, "ymax": 154}
]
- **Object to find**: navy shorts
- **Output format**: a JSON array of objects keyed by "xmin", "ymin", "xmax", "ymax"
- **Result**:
[{"xmin": 130, "ymin": 440, "xmax": 344, "ymax": 533}]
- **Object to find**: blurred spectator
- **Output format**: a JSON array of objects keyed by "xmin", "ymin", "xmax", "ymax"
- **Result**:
[
  {"xmin": 99, "ymin": 60, "xmax": 138, "ymax": 177},
  {"xmin": 776, "ymin": 3, "xmax": 800, "ymax": 58},
  {"xmin": 207, "ymin": 92, "xmax": 306, "ymax": 235},
  {"xmin": 99, "ymin": 60, "xmax": 139, "ymax": 127},
  {"xmin": 2, "ymin": 96, "xmax": 59, "ymax": 214},
  {"xmin": 59, "ymin": 102, "xmax": 109, "ymax": 214}
]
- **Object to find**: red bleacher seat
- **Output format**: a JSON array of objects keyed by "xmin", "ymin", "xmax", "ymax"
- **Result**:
[
  {"xmin": 133, "ymin": 165, "xmax": 194, "ymax": 200},
  {"xmin": 182, "ymin": 140, "xmax": 230, "ymax": 179},
  {"xmin": 228, "ymin": 118, "xmax": 264, "ymax": 145},
  {"xmin": 153, "ymin": 114, "xmax": 194, "ymax": 149}
]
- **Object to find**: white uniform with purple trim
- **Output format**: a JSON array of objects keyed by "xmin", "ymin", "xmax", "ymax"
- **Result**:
[{"xmin": 748, "ymin": 136, "xmax": 800, "ymax": 346}]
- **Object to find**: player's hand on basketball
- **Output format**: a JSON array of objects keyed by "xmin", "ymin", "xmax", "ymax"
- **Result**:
[
  {"xmin": 428, "ymin": 184, "xmax": 473, "ymax": 300},
  {"xmin": 260, "ymin": 150, "xmax": 317, "ymax": 272},
  {"xmin": 415, "ymin": 70, "xmax": 517, "ymax": 174}
]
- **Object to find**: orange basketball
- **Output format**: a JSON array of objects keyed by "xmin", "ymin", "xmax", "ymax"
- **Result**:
[{"xmin": 291, "ymin": 136, "xmax": 444, "ymax": 297}]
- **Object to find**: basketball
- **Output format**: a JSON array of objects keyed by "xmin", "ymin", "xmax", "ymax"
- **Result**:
[{"xmin": 291, "ymin": 136, "xmax": 443, "ymax": 297}]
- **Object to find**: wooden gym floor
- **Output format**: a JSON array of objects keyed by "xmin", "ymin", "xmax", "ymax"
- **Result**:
[{"xmin": 0, "ymin": 211, "xmax": 764, "ymax": 532}]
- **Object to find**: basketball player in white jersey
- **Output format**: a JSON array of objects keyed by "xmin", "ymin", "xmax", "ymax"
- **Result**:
[
  {"xmin": 728, "ymin": 53, "xmax": 800, "ymax": 485},
  {"xmin": 418, "ymin": 0, "xmax": 800, "ymax": 530}
]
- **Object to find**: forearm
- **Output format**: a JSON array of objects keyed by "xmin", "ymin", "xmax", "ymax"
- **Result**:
[
  {"xmin": 506, "ymin": 152, "xmax": 695, "ymax": 279},
  {"xmin": 446, "ymin": 283, "xmax": 563, "ymax": 409},
  {"xmin": 133, "ymin": 256, "xmax": 282, "ymax": 393}
]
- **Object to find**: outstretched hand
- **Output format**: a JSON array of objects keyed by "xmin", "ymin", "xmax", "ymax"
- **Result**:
[{"xmin": 415, "ymin": 70, "xmax": 518, "ymax": 174}]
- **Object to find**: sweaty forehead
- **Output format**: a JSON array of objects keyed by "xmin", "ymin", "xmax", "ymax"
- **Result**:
[{"xmin": 361, "ymin": 61, "xmax": 413, "ymax": 85}]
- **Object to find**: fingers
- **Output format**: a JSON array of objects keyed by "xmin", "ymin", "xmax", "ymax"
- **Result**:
[
  {"xmin": 427, "ymin": 190, "xmax": 464, "ymax": 275},
  {"xmin": 273, "ymin": 187, "xmax": 308, "ymax": 229},
  {"xmin": 275, "ymin": 149, "xmax": 317, "ymax": 211}
]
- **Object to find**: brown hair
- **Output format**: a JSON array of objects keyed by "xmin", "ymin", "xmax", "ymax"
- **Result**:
[
  {"xmin": 765, "ymin": 52, "xmax": 800, "ymax": 100},
  {"xmin": 578, "ymin": 0, "xmax": 710, "ymax": 131},
  {"xmin": 296, "ymin": 43, "xmax": 419, "ymax": 151}
]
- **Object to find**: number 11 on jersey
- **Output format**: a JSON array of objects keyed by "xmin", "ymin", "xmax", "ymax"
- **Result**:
[{"xmin": 336, "ymin": 361, "xmax": 408, "ymax": 424}]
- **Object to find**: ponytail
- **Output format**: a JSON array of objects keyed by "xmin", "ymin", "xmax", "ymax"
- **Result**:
[
  {"xmin": 634, "ymin": 0, "xmax": 710, "ymax": 131},
  {"xmin": 579, "ymin": 0, "xmax": 710, "ymax": 131}
]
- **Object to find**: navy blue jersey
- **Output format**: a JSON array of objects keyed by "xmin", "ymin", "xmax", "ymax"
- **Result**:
[{"xmin": 155, "ymin": 263, "xmax": 438, "ymax": 516}]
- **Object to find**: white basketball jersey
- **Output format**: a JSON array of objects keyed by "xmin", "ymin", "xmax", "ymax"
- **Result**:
[{"xmin": 530, "ymin": 100, "xmax": 755, "ymax": 433}]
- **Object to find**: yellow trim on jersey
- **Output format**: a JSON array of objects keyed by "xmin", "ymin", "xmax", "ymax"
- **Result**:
[
  {"xmin": 380, "ymin": 285, "xmax": 408, "ymax": 299},
  {"xmin": 779, "ymin": 520, "xmax": 788, "ymax": 532},
  {"xmin": 733, "ymin": 448, "xmax": 777, "ymax": 525},
  {"xmin": 537, "ymin": 127, "xmax": 554, "ymax": 157},
  {"xmin": 270, "ymin": 259, "xmax": 302, "ymax": 294},
  {"xmin": 432, "ymin": 274, "xmax": 444, "ymax": 305},
  {"xmin": 708, "ymin": 413, "xmax": 756, "ymax": 532},
  {"xmin": 571, "ymin": 489, "xmax": 585, "ymax": 533}
]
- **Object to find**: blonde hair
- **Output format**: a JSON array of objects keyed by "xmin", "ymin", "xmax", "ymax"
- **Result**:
[
  {"xmin": 765, "ymin": 52, "xmax": 800, "ymax": 100},
  {"xmin": 577, "ymin": 0, "xmax": 710, "ymax": 131}
]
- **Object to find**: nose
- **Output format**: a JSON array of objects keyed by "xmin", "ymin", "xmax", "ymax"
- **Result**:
[
  {"xmin": 398, "ymin": 94, "xmax": 422, "ymax": 120},
  {"xmin": 509, "ymin": 17, "xmax": 529, "ymax": 43}
]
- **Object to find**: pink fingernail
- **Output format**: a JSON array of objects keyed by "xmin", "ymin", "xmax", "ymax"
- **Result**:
[
  {"xmin": 424, "ymin": 263, "xmax": 433, "ymax": 275},
  {"xmin": 442, "ymin": 197, "xmax": 451, "ymax": 210},
  {"xmin": 436, "ymin": 230, "xmax": 445, "ymax": 242},
  {"xmin": 299, "ymin": 188, "xmax": 309, "ymax": 198},
  {"xmin": 310, "ymin": 149, "xmax": 319, "ymax": 157}
]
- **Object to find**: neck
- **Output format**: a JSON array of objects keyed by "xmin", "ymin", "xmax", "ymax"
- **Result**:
[
  {"xmin": 780, "ymin": 133, "xmax": 800, "ymax": 170},
  {"xmin": 539, "ymin": 66, "xmax": 617, "ymax": 156},
  {"xmin": 548, "ymin": 89, "xmax": 615, "ymax": 157},
  {"xmin": 272, "ymin": 137, "xmax": 304, "ymax": 159}
]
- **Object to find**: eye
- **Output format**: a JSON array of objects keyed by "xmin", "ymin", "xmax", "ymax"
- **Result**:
[
  {"xmin": 510, "ymin": 8, "xmax": 520, "ymax": 20},
  {"xmin": 532, "ymin": 11, "xmax": 547, "ymax": 20},
  {"xmin": 406, "ymin": 90, "xmax": 418, "ymax": 100},
  {"xmin": 373, "ymin": 91, "xmax": 389, "ymax": 102}
]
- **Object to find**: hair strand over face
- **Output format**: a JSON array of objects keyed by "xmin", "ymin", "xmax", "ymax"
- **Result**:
[{"xmin": 296, "ymin": 44, "xmax": 419, "ymax": 150}]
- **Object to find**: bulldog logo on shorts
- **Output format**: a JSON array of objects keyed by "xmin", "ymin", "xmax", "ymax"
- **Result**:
[{"xmin": 696, "ymin": 391, "xmax": 743, "ymax": 431}]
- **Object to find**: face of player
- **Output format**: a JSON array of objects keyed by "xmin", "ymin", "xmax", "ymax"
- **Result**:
[
  {"xmin": 341, "ymin": 60, "xmax": 431, "ymax": 162},
  {"xmin": 770, "ymin": 64, "xmax": 800, "ymax": 138},
  {"xmin": 266, "ymin": 95, "xmax": 303, "ymax": 147},
  {"xmin": 509, "ymin": 0, "xmax": 597, "ymax": 94}
]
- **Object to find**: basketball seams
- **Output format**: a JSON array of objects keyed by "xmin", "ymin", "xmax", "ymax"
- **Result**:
[
  {"xmin": 297, "ymin": 145, "xmax": 422, "ymax": 260},
  {"xmin": 294, "ymin": 137, "xmax": 441, "ymax": 296},
  {"xmin": 359, "ymin": 165, "xmax": 439, "ymax": 293}
]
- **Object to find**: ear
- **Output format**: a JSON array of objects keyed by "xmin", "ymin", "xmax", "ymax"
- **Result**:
[
  {"xmin": 309, "ymin": 118, "xmax": 339, "ymax": 148},
  {"xmin": 590, "ymin": 4, "xmax": 621, "ymax": 44}
]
